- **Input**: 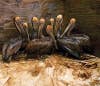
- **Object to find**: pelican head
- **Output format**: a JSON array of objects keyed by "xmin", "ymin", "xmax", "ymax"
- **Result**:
[
  {"xmin": 46, "ymin": 25, "xmax": 53, "ymax": 34},
  {"xmin": 56, "ymin": 14, "xmax": 63, "ymax": 23},
  {"xmin": 40, "ymin": 18, "xmax": 45, "ymax": 24},
  {"xmin": 50, "ymin": 18, "xmax": 54, "ymax": 24},
  {"xmin": 32, "ymin": 17, "xmax": 39, "ymax": 23},
  {"xmin": 15, "ymin": 16, "xmax": 21, "ymax": 22},
  {"xmin": 23, "ymin": 22, "xmax": 28, "ymax": 28},
  {"xmin": 70, "ymin": 18, "xmax": 76, "ymax": 24}
]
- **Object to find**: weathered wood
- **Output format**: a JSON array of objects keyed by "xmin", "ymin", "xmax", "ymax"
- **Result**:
[{"xmin": 0, "ymin": 29, "xmax": 19, "ymax": 50}]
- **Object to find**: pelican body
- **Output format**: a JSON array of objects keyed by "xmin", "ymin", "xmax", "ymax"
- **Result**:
[
  {"xmin": 2, "ymin": 38, "xmax": 23, "ymax": 62},
  {"xmin": 2, "ymin": 17, "xmax": 29, "ymax": 62},
  {"xmin": 60, "ymin": 18, "xmax": 93, "ymax": 54},
  {"xmin": 57, "ymin": 37, "xmax": 81, "ymax": 58},
  {"xmin": 25, "ymin": 38, "xmax": 54, "ymax": 55}
]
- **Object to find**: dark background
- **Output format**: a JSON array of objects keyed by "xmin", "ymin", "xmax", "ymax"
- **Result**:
[{"xmin": 0, "ymin": 0, "xmax": 100, "ymax": 56}]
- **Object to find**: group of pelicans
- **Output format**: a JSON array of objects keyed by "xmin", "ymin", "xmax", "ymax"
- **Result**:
[{"xmin": 2, "ymin": 14, "xmax": 93, "ymax": 62}]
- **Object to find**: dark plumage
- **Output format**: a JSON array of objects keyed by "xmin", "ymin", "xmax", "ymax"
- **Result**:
[
  {"xmin": 2, "ymin": 38, "xmax": 23, "ymax": 62},
  {"xmin": 60, "ymin": 18, "xmax": 93, "ymax": 54}
]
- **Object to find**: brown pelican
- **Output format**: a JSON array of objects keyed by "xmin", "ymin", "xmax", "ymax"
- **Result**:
[
  {"xmin": 60, "ymin": 18, "xmax": 93, "ymax": 54},
  {"xmin": 55, "ymin": 18, "xmax": 82, "ymax": 58},
  {"xmin": 2, "ymin": 19, "xmax": 30, "ymax": 62},
  {"xmin": 55, "ymin": 14, "xmax": 63, "ymax": 38},
  {"xmin": 22, "ymin": 22, "xmax": 30, "ymax": 41},
  {"xmin": 14, "ymin": 17, "xmax": 30, "ymax": 44},
  {"xmin": 31, "ymin": 17, "xmax": 39, "ymax": 38},
  {"xmin": 38, "ymin": 18, "xmax": 45, "ymax": 39},
  {"xmin": 32, "ymin": 17, "xmax": 39, "ymax": 30},
  {"xmin": 46, "ymin": 25, "xmax": 58, "ymax": 49},
  {"xmin": 49, "ymin": 16, "xmax": 81, "ymax": 58},
  {"xmin": 14, "ymin": 16, "xmax": 28, "ymax": 40},
  {"xmin": 14, "ymin": 16, "xmax": 23, "ymax": 34}
]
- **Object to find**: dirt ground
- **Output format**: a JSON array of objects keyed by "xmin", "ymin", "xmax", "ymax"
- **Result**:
[{"xmin": 0, "ymin": 54, "xmax": 100, "ymax": 86}]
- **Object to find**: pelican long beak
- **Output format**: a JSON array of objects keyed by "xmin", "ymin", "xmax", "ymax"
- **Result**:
[
  {"xmin": 14, "ymin": 16, "xmax": 22, "ymax": 34},
  {"xmin": 50, "ymin": 18, "xmax": 55, "ymax": 34},
  {"xmin": 38, "ymin": 18, "xmax": 45, "ymax": 38},
  {"xmin": 50, "ymin": 18, "xmax": 54, "ymax": 26},
  {"xmin": 60, "ymin": 18, "xmax": 76, "ymax": 38},
  {"xmin": 23, "ymin": 22, "xmax": 30, "ymax": 41},
  {"xmin": 55, "ymin": 14, "xmax": 63, "ymax": 37},
  {"xmin": 46, "ymin": 25, "xmax": 58, "ymax": 49},
  {"xmin": 32, "ymin": 17, "xmax": 39, "ymax": 31}
]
